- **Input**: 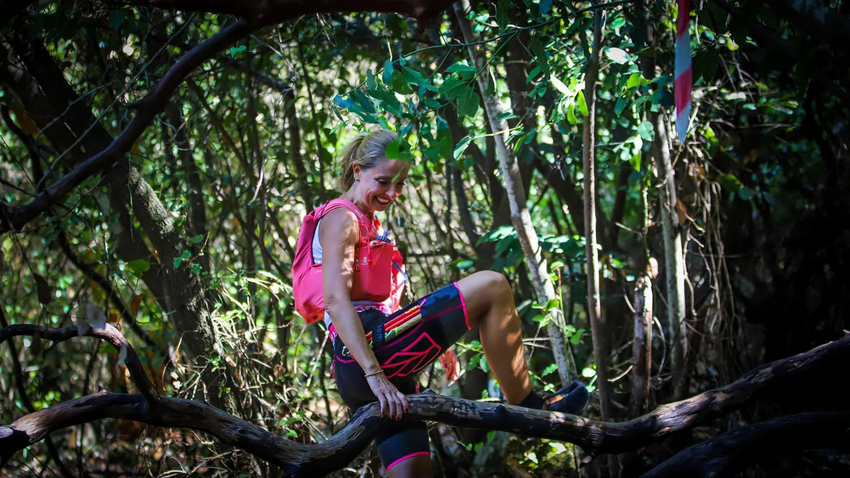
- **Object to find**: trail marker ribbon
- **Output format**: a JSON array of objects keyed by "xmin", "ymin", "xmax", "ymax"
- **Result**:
[{"xmin": 675, "ymin": 0, "xmax": 691, "ymax": 142}]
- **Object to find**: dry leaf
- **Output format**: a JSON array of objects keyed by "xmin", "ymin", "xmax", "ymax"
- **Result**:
[
  {"xmin": 130, "ymin": 294, "xmax": 144, "ymax": 313},
  {"xmin": 87, "ymin": 302, "xmax": 107, "ymax": 329},
  {"xmin": 116, "ymin": 344, "xmax": 128, "ymax": 368},
  {"xmin": 34, "ymin": 273, "xmax": 51, "ymax": 305},
  {"xmin": 675, "ymin": 199, "xmax": 688, "ymax": 225}
]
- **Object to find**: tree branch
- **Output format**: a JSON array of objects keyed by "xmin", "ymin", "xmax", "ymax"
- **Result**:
[
  {"xmin": 0, "ymin": 19, "xmax": 254, "ymax": 234},
  {"xmin": 0, "ymin": 323, "xmax": 159, "ymax": 404},
  {"xmin": 142, "ymin": 0, "xmax": 455, "ymax": 26},
  {"xmin": 641, "ymin": 412, "xmax": 850, "ymax": 478},
  {"xmin": 3, "ymin": 330, "xmax": 847, "ymax": 476}
]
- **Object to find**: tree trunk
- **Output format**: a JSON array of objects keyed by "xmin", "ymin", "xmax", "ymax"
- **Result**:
[
  {"xmin": 453, "ymin": 0, "xmax": 572, "ymax": 388},
  {"xmin": 582, "ymin": 11, "xmax": 616, "ymax": 476},
  {"xmin": 652, "ymin": 111, "xmax": 688, "ymax": 400},
  {"xmin": 629, "ymin": 275, "xmax": 653, "ymax": 417}
]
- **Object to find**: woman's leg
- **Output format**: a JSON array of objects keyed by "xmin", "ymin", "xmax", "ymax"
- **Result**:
[
  {"xmin": 387, "ymin": 454, "xmax": 432, "ymax": 478},
  {"xmin": 456, "ymin": 271, "xmax": 532, "ymax": 404}
]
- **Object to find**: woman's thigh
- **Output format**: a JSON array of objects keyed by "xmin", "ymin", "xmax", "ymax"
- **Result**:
[{"xmin": 454, "ymin": 271, "xmax": 511, "ymax": 327}]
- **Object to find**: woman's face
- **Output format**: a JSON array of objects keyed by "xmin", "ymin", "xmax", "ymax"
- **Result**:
[{"xmin": 352, "ymin": 158, "xmax": 410, "ymax": 214}]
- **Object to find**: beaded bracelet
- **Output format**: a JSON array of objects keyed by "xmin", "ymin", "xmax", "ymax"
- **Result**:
[{"xmin": 364, "ymin": 370, "xmax": 384, "ymax": 378}]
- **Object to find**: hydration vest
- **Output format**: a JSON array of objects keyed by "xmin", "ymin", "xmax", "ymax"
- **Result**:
[{"xmin": 292, "ymin": 198, "xmax": 405, "ymax": 324}]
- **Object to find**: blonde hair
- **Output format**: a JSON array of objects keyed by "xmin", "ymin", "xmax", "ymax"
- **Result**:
[{"xmin": 339, "ymin": 129, "xmax": 397, "ymax": 190}]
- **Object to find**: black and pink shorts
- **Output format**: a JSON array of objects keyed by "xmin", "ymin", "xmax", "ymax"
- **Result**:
[{"xmin": 331, "ymin": 282, "xmax": 471, "ymax": 471}]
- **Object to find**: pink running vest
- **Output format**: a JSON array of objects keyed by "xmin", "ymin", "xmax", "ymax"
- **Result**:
[{"xmin": 292, "ymin": 198, "xmax": 404, "ymax": 324}]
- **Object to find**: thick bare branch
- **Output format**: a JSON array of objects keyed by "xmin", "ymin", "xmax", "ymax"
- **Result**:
[
  {"xmin": 0, "ymin": 20, "xmax": 254, "ymax": 234},
  {"xmin": 0, "ymin": 323, "xmax": 159, "ymax": 404},
  {"xmin": 144, "ymin": 0, "xmax": 455, "ymax": 25},
  {"xmin": 642, "ymin": 412, "xmax": 850, "ymax": 478},
  {"xmin": 3, "ymin": 333, "xmax": 847, "ymax": 476}
]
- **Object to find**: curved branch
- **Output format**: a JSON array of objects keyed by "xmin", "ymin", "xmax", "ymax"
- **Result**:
[
  {"xmin": 3, "ymin": 334, "xmax": 848, "ymax": 476},
  {"xmin": 0, "ymin": 323, "xmax": 159, "ymax": 404},
  {"xmin": 641, "ymin": 412, "xmax": 850, "ymax": 478},
  {"xmin": 56, "ymin": 232, "xmax": 162, "ymax": 353},
  {"xmin": 0, "ymin": 20, "xmax": 254, "ymax": 234},
  {"xmin": 144, "ymin": 0, "xmax": 456, "ymax": 25}
]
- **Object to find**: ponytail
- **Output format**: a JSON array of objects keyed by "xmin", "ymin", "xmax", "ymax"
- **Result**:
[{"xmin": 338, "ymin": 129, "xmax": 397, "ymax": 190}]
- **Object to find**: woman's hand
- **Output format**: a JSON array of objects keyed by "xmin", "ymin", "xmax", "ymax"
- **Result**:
[
  {"xmin": 438, "ymin": 348, "xmax": 460, "ymax": 383},
  {"xmin": 365, "ymin": 371, "xmax": 409, "ymax": 420}
]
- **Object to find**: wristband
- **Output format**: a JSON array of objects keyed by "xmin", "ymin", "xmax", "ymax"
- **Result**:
[{"xmin": 364, "ymin": 370, "xmax": 384, "ymax": 378}]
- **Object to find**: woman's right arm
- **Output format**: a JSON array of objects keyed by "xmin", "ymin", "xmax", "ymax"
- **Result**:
[{"xmin": 320, "ymin": 209, "xmax": 409, "ymax": 419}]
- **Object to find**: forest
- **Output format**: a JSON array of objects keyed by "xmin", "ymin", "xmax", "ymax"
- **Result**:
[{"xmin": 0, "ymin": 0, "xmax": 848, "ymax": 477}]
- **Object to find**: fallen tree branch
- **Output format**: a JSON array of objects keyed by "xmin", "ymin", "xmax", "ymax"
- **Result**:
[
  {"xmin": 641, "ymin": 412, "xmax": 850, "ymax": 478},
  {"xmin": 2, "ymin": 333, "xmax": 847, "ymax": 476},
  {"xmin": 0, "ymin": 323, "xmax": 159, "ymax": 404}
]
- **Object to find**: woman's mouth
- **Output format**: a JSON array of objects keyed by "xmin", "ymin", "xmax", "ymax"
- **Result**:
[{"xmin": 376, "ymin": 197, "xmax": 391, "ymax": 205}]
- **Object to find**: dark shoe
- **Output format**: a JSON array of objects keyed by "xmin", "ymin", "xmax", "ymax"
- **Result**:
[{"xmin": 543, "ymin": 380, "xmax": 589, "ymax": 415}]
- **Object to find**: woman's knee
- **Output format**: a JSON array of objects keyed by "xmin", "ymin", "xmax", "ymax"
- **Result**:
[{"xmin": 469, "ymin": 271, "xmax": 510, "ymax": 297}]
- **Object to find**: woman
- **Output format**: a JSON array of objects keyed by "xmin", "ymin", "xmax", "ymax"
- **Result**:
[{"xmin": 303, "ymin": 129, "xmax": 587, "ymax": 477}]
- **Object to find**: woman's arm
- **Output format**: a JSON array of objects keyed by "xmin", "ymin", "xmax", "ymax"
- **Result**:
[{"xmin": 320, "ymin": 209, "xmax": 408, "ymax": 419}]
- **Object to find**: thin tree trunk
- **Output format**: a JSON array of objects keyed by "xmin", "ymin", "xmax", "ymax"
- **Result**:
[
  {"xmin": 653, "ymin": 111, "xmax": 688, "ymax": 400},
  {"xmin": 453, "ymin": 0, "xmax": 572, "ymax": 388},
  {"xmin": 629, "ymin": 275, "xmax": 653, "ymax": 417},
  {"xmin": 582, "ymin": 11, "xmax": 616, "ymax": 477}
]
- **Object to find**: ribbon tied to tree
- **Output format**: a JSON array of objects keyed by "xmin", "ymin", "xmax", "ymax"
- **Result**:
[{"xmin": 675, "ymin": 0, "xmax": 692, "ymax": 142}]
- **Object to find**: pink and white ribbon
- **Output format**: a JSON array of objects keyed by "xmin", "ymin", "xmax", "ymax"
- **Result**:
[{"xmin": 675, "ymin": 0, "xmax": 691, "ymax": 143}]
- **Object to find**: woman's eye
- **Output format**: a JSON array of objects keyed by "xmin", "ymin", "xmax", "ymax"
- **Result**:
[{"xmin": 377, "ymin": 179, "xmax": 389, "ymax": 186}]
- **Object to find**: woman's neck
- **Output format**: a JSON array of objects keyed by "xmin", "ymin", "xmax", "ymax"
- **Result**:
[{"xmin": 341, "ymin": 190, "xmax": 374, "ymax": 219}]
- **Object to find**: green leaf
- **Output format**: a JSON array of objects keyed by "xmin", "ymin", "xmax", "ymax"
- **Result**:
[
  {"xmin": 385, "ymin": 140, "xmax": 400, "ymax": 159},
  {"xmin": 604, "ymin": 47, "xmax": 630, "ymax": 64},
  {"xmin": 366, "ymin": 69, "xmax": 377, "ymax": 90},
  {"xmin": 531, "ymin": 38, "xmax": 549, "ymax": 75},
  {"xmin": 128, "ymin": 259, "xmax": 151, "ymax": 278},
  {"xmin": 180, "ymin": 250, "xmax": 192, "ymax": 259},
  {"xmin": 550, "ymin": 75, "xmax": 569, "ymax": 94},
  {"xmin": 581, "ymin": 366, "xmax": 596, "ymax": 378},
  {"xmin": 229, "ymin": 45, "xmax": 247, "ymax": 58},
  {"xmin": 539, "ymin": 0, "xmax": 553, "ymax": 14},
  {"xmin": 567, "ymin": 103, "xmax": 577, "ymax": 124},
  {"xmin": 439, "ymin": 76, "xmax": 467, "ymax": 100},
  {"xmin": 615, "ymin": 97, "xmax": 628, "ymax": 117},
  {"xmin": 190, "ymin": 234, "xmax": 204, "ymax": 244},
  {"xmin": 456, "ymin": 87, "xmax": 480, "ymax": 118},
  {"xmin": 626, "ymin": 72, "xmax": 641, "ymax": 89},
  {"xmin": 108, "ymin": 10, "xmax": 125, "ymax": 31},
  {"xmin": 453, "ymin": 136, "xmax": 472, "ymax": 160},
  {"xmin": 526, "ymin": 65, "xmax": 542, "ymax": 84},
  {"xmin": 353, "ymin": 89, "xmax": 376, "ymax": 114},
  {"xmin": 577, "ymin": 91, "xmax": 589, "ymax": 117},
  {"xmin": 637, "ymin": 121, "xmax": 654, "ymax": 141},
  {"xmin": 332, "ymin": 95, "xmax": 354, "ymax": 109},
  {"xmin": 455, "ymin": 259, "xmax": 474, "ymax": 270},
  {"xmin": 382, "ymin": 60, "xmax": 395, "ymax": 84},
  {"xmin": 542, "ymin": 363, "xmax": 559, "ymax": 376},
  {"xmin": 570, "ymin": 328, "xmax": 586, "ymax": 345},
  {"xmin": 738, "ymin": 186, "xmax": 755, "ymax": 200},
  {"xmin": 447, "ymin": 62, "xmax": 477, "ymax": 78}
]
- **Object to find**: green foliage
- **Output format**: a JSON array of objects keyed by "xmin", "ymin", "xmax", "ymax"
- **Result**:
[{"xmin": 2, "ymin": 0, "xmax": 846, "ymax": 475}]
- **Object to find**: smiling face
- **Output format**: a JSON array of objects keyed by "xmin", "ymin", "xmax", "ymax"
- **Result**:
[{"xmin": 349, "ymin": 158, "xmax": 410, "ymax": 214}]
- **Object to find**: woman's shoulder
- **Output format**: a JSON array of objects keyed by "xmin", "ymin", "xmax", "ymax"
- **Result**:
[{"xmin": 319, "ymin": 207, "xmax": 360, "ymax": 237}]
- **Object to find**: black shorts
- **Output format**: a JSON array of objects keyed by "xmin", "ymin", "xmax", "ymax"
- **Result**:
[{"xmin": 332, "ymin": 282, "xmax": 471, "ymax": 471}]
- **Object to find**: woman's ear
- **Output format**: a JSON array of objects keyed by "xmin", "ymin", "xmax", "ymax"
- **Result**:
[{"xmin": 352, "ymin": 164, "xmax": 362, "ymax": 181}]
